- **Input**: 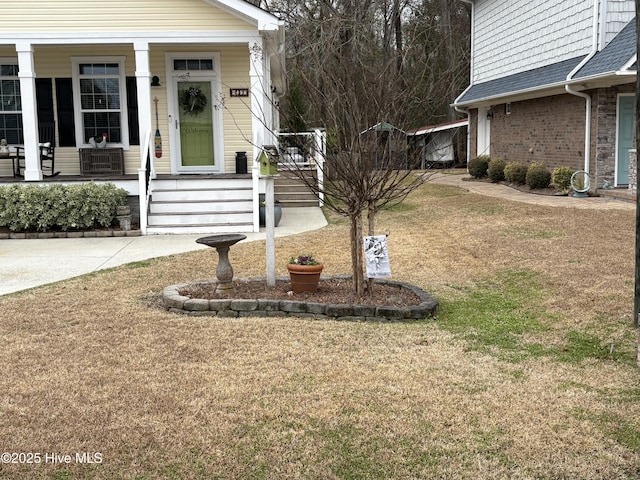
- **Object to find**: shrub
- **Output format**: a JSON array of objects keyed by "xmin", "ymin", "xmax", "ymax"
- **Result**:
[
  {"xmin": 487, "ymin": 157, "xmax": 506, "ymax": 183},
  {"xmin": 0, "ymin": 182, "xmax": 127, "ymax": 232},
  {"xmin": 504, "ymin": 162, "xmax": 528, "ymax": 185},
  {"xmin": 526, "ymin": 162, "xmax": 552, "ymax": 189},
  {"xmin": 552, "ymin": 166, "xmax": 574, "ymax": 193},
  {"xmin": 468, "ymin": 155, "xmax": 490, "ymax": 178}
]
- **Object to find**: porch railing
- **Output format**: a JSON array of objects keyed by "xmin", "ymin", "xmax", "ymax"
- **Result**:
[
  {"xmin": 137, "ymin": 129, "xmax": 154, "ymax": 234},
  {"xmin": 277, "ymin": 129, "xmax": 325, "ymax": 207}
]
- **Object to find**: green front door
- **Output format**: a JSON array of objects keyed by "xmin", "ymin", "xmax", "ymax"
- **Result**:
[
  {"xmin": 178, "ymin": 81, "xmax": 215, "ymax": 168},
  {"xmin": 617, "ymin": 95, "xmax": 634, "ymax": 186}
]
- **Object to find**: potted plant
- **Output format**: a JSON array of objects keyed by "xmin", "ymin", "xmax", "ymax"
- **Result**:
[
  {"xmin": 259, "ymin": 193, "xmax": 282, "ymax": 227},
  {"xmin": 287, "ymin": 254, "xmax": 323, "ymax": 293}
]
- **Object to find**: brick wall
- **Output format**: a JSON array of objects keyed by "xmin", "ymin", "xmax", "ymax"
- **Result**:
[
  {"xmin": 470, "ymin": 85, "xmax": 636, "ymax": 190},
  {"xmin": 594, "ymin": 88, "xmax": 617, "ymax": 187},
  {"xmin": 487, "ymin": 94, "xmax": 589, "ymax": 172}
]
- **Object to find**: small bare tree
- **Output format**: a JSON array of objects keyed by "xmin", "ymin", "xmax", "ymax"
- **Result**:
[
  {"xmin": 269, "ymin": 1, "xmax": 468, "ymax": 295},
  {"xmin": 243, "ymin": 0, "xmax": 470, "ymax": 296}
]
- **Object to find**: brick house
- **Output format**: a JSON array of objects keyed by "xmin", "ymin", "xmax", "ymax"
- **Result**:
[{"xmin": 453, "ymin": 0, "xmax": 636, "ymax": 193}]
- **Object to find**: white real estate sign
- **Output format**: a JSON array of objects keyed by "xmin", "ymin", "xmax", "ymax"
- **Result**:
[{"xmin": 364, "ymin": 235, "xmax": 391, "ymax": 279}]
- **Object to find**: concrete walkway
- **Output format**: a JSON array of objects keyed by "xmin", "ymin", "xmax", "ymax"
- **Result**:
[
  {"xmin": 0, "ymin": 207, "xmax": 327, "ymax": 296},
  {"xmin": 429, "ymin": 173, "xmax": 635, "ymax": 211}
]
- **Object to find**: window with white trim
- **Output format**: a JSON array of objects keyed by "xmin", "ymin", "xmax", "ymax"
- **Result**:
[
  {"xmin": 0, "ymin": 62, "xmax": 22, "ymax": 144},
  {"xmin": 72, "ymin": 58, "xmax": 128, "ymax": 146}
]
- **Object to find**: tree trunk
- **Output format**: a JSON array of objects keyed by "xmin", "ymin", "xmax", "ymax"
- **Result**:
[
  {"xmin": 440, "ymin": 0, "xmax": 457, "ymax": 122},
  {"xmin": 393, "ymin": 0, "xmax": 404, "ymax": 87},
  {"xmin": 350, "ymin": 212, "xmax": 365, "ymax": 296}
]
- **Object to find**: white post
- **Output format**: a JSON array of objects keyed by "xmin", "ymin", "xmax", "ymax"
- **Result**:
[
  {"xmin": 265, "ymin": 176, "xmax": 276, "ymax": 287},
  {"xmin": 314, "ymin": 129, "xmax": 325, "ymax": 207},
  {"xmin": 250, "ymin": 38, "xmax": 266, "ymax": 234},
  {"xmin": 134, "ymin": 42, "xmax": 153, "ymax": 235},
  {"xmin": 16, "ymin": 42, "xmax": 42, "ymax": 181},
  {"xmin": 134, "ymin": 41, "xmax": 153, "ymax": 164}
]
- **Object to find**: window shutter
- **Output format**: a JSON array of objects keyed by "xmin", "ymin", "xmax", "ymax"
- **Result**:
[
  {"xmin": 126, "ymin": 77, "xmax": 139, "ymax": 146},
  {"xmin": 55, "ymin": 78, "xmax": 76, "ymax": 147},
  {"xmin": 35, "ymin": 78, "xmax": 54, "ymax": 125},
  {"xmin": 36, "ymin": 78, "xmax": 55, "ymax": 145}
]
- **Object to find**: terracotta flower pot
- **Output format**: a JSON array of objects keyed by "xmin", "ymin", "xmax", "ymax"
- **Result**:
[{"xmin": 287, "ymin": 263, "xmax": 323, "ymax": 293}]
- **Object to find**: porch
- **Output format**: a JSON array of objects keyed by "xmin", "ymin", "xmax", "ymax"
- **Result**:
[
  {"xmin": 0, "ymin": 128, "xmax": 327, "ymax": 235},
  {"xmin": 0, "ymin": 172, "xmax": 255, "ymax": 235}
]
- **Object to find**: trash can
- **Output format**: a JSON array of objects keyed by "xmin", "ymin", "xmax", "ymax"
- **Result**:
[{"xmin": 235, "ymin": 151, "xmax": 248, "ymax": 174}]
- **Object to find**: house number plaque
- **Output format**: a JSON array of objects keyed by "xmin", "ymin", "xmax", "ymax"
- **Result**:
[{"xmin": 230, "ymin": 88, "xmax": 249, "ymax": 97}]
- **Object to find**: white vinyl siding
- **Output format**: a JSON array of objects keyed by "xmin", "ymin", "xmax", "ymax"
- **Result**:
[
  {"xmin": 472, "ymin": 0, "xmax": 594, "ymax": 83},
  {"xmin": 602, "ymin": 0, "xmax": 635, "ymax": 46},
  {"xmin": 220, "ymin": 46, "xmax": 253, "ymax": 173}
]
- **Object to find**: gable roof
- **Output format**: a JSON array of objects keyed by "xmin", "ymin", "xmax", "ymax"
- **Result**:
[
  {"xmin": 575, "ymin": 18, "xmax": 636, "ymax": 79},
  {"xmin": 455, "ymin": 17, "xmax": 637, "ymax": 107},
  {"xmin": 455, "ymin": 57, "xmax": 585, "ymax": 105},
  {"xmin": 205, "ymin": 0, "xmax": 282, "ymax": 30}
]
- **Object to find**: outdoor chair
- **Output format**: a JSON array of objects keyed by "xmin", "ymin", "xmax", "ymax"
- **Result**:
[
  {"xmin": 14, "ymin": 122, "xmax": 60, "ymax": 177},
  {"xmin": 15, "ymin": 143, "xmax": 59, "ymax": 177}
]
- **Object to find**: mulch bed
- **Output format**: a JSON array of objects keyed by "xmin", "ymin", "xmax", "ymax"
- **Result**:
[
  {"xmin": 179, "ymin": 277, "xmax": 423, "ymax": 307},
  {"xmin": 462, "ymin": 176, "xmax": 564, "ymax": 196}
]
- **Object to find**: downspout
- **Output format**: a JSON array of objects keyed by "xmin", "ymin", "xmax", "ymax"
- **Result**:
[{"xmin": 564, "ymin": 0, "xmax": 600, "ymax": 174}]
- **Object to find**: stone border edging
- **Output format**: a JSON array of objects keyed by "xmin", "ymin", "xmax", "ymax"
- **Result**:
[
  {"xmin": 0, "ymin": 229, "xmax": 142, "ymax": 239},
  {"xmin": 163, "ymin": 275, "xmax": 439, "ymax": 322}
]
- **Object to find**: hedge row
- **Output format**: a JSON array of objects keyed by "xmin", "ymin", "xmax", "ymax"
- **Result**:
[
  {"xmin": 0, "ymin": 182, "xmax": 128, "ymax": 232},
  {"xmin": 468, "ymin": 156, "xmax": 576, "ymax": 192}
]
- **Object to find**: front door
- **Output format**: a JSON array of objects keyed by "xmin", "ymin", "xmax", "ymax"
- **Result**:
[
  {"xmin": 167, "ymin": 54, "xmax": 223, "ymax": 174},
  {"xmin": 616, "ymin": 95, "xmax": 634, "ymax": 186},
  {"xmin": 178, "ymin": 80, "xmax": 215, "ymax": 168}
]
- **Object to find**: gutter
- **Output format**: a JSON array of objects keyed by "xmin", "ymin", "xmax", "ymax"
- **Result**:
[
  {"xmin": 564, "ymin": 0, "xmax": 600, "ymax": 174},
  {"xmin": 455, "ymin": 78, "xmax": 581, "ymax": 109}
]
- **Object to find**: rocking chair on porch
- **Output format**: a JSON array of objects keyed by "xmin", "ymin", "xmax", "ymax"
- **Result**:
[{"xmin": 14, "ymin": 123, "xmax": 60, "ymax": 177}]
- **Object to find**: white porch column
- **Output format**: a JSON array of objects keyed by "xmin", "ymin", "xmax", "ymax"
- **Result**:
[
  {"xmin": 134, "ymin": 42, "xmax": 153, "ymax": 165},
  {"xmin": 134, "ymin": 42, "xmax": 153, "ymax": 235},
  {"xmin": 16, "ymin": 42, "xmax": 42, "ymax": 181},
  {"xmin": 250, "ymin": 38, "xmax": 267, "ymax": 233},
  {"xmin": 249, "ymin": 39, "xmax": 268, "ymax": 160}
]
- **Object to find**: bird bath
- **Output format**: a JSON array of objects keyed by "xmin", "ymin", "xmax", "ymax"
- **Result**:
[{"xmin": 196, "ymin": 234, "xmax": 247, "ymax": 294}]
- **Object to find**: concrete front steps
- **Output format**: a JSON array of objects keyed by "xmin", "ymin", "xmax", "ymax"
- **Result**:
[
  {"xmin": 275, "ymin": 171, "xmax": 320, "ymax": 208},
  {"xmin": 146, "ymin": 176, "xmax": 254, "ymax": 235}
]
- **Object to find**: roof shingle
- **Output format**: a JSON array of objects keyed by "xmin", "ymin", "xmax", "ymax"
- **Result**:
[{"xmin": 456, "ymin": 18, "xmax": 636, "ymax": 105}]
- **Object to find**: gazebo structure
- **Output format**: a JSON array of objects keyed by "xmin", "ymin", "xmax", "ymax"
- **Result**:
[{"xmin": 360, "ymin": 122, "xmax": 409, "ymax": 169}]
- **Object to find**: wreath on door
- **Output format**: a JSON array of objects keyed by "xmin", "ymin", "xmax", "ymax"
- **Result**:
[{"xmin": 180, "ymin": 86, "xmax": 208, "ymax": 116}]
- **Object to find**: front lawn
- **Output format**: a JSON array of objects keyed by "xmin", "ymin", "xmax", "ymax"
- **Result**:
[{"xmin": 1, "ymin": 180, "xmax": 639, "ymax": 479}]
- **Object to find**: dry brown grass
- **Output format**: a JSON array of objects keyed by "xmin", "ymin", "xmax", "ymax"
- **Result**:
[{"xmin": 1, "ymin": 180, "xmax": 639, "ymax": 479}]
